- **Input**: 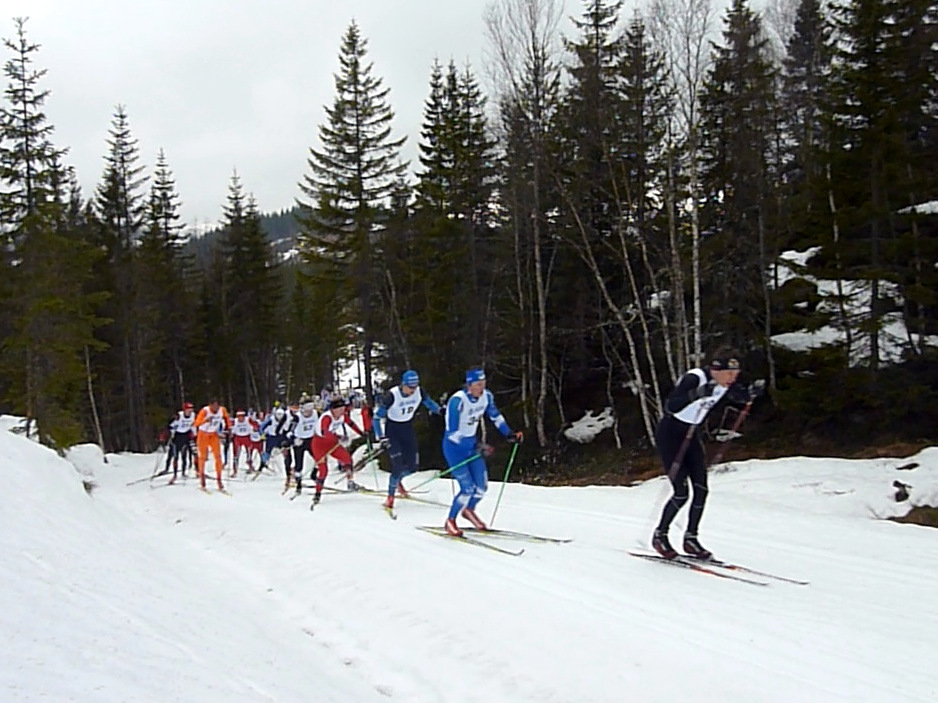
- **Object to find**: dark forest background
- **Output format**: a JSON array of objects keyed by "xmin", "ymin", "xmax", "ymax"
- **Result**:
[{"xmin": 2, "ymin": 0, "xmax": 937, "ymax": 478}]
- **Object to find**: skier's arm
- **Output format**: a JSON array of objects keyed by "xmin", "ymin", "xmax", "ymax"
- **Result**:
[
  {"xmin": 372, "ymin": 392, "xmax": 393, "ymax": 439},
  {"xmin": 665, "ymin": 372, "xmax": 715, "ymax": 415},
  {"xmin": 483, "ymin": 391, "xmax": 512, "ymax": 437},
  {"xmin": 419, "ymin": 389, "xmax": 442, "ymax": 415},
  {"xmin": 444, "ymin": 395, "xmax": 462, "ymax": 442}
]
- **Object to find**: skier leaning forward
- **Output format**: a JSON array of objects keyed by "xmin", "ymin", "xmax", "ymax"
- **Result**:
[
  {"xmin": 373, "ymin": 369, "xmax": 443, "ymax": 510},
  {"xmin": 651, "ymin": 349, "xmax": 749, "ymax": 560},
  {"xmin": 310, "ymin": 397, "xmax": 364, "ymax": 506},
  {"xmin": 442, "ymin": 368, "xmax": 523, "ymax": 537},
  {"xmin": 165, "ymin": 401, "xmax": 196, "ymax": 484},
  {"xmin": 288, "ymin": 401, "xmax": 319, "ymax": 496}
]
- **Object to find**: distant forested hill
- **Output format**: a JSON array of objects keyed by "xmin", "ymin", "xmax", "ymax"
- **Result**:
[{"xmin": 186, "ymin": 207, "xmax": 300, "ymax": 263}]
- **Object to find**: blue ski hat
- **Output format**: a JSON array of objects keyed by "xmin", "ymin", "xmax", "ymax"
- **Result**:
[
  {"xmin": 465, "ymin": 367, "xmax": 486, "ymax": 384},
  {"xmin": 401, "ymin": 369, "xmax": 420, "ymax": 388}
]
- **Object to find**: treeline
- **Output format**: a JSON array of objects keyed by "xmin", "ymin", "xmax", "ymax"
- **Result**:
[{"xmin": 1, "ymin": 0, "xmax": 937, "ymax": 461}]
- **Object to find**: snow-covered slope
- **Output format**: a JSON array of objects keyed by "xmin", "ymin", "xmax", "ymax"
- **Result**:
[{"xmin": 3, "ymin": 417, "xmax": 937, "ymax": 702}]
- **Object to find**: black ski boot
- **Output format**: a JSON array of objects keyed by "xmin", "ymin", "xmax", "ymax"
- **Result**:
[
  {"xmin": 652, "ymin": 529, "xmax": 678, "ymax": 559},
  {"xmin": 683, "ymin": 533, "xmax": 713, "ymax": 560}
]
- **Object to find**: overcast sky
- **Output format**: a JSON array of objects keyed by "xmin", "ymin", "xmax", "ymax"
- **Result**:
[{"xmin": 3, "ymin": 0, "xmax": 518, "ymax": 227}]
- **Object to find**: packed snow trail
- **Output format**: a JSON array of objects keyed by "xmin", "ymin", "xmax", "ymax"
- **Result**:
[{"xmin": 3, "ymin": 418, "xmax": 938, "ymax": 702}]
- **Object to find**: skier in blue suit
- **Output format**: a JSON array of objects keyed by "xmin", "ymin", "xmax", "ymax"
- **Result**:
[{"xmin": 442, "ymin": 367, "xmax": 523, "ymax": 536}]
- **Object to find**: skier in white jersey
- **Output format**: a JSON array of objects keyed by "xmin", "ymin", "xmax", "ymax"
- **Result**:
[
  {"xmin": 651, "ymin": 348, "xmax": 764, "ymax": 560},
  {"xmin": 229, "ymin": 409, "xmax": 258, "ymax": 477},
  {"xmin": 441, "ymin": 368, "xmax": 523, "ymax": 536},
  {"xmin": 373, "ymin": 369, "xmax": 443, "ymax": 510},
  {"xmin": 287, "ymin": 400, "xmax": 319, "ymax": 496},
  {"xmin": 165, "ymin": 401, "xmax": 196, "ymax": 483}
]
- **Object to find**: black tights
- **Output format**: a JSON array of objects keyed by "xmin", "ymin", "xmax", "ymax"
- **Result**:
[{"xmin": 655, "ymin": 416, "xmax": 709, "ymax": 535}]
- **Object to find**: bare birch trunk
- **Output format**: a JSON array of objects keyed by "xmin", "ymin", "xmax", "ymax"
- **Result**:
[{"xmin": 85, "ymin": 346, "xmax": 107, "ymax": 462}]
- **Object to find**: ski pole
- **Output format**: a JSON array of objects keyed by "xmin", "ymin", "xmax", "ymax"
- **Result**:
[
  {"xmin": 707, "ymin": 397, "xmax": 755, "ymax": 468},
  {"xmin": 333, "ymin": 444, "xmax": 388, "ymax": 484},
  {"xmin": 409, "ymin": 452, "xmax": 481, "ymax": 491},
  {"xmin": 489, "ymin": 442, "xmax": 519, "ymax": 528}
]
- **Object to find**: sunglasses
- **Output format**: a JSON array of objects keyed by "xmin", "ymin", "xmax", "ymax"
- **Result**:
[{"xmin": 711, "ymin": 357, "xmax": 740, "ymax": 370}]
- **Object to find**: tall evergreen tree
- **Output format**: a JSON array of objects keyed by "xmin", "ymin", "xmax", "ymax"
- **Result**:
[
  {"xmin": 92, "ymin": 105, "xmax": 149, "ymax": 450},
  {"xmin": 221, "ymin": 171, "xmax": 282, "ymax": 408},
  {"xmin": 780, "ymin": 0, "xmax": 834, "ymax": 245},
  {"xmin": 699, "ymin": 0, "xmax": 777, "ymax": 350},
  {"xmin": 821, "ymin": 0, "xmax": 930, "ymax": 372},
  {"xmin": 296, "ymin": 20, "xmax": 407, "ymax": 402},
  {"xmin": 0, "ymin": 18, "xmax": 64, "ymax": 238},
  {"xmin": 0, "ymin": 20, "xmax": 106, "ymax": 444},
  {"xmin": 405, "ymin": 59, "xmax": 496, "ymax": 373},
  {"xmin": 136, "ymin": 149, "xmax": 190, "ymax": 419}
]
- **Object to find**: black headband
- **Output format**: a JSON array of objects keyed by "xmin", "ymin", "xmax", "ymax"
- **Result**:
[{"xmin": 710, "ymin": 357, "xmax": 740, "ymax": 370}]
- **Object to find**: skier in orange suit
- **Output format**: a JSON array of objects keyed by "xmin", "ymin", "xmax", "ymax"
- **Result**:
[{"xmin": 193, "ymin": 399, "xmax": 231, "ymax": 490}]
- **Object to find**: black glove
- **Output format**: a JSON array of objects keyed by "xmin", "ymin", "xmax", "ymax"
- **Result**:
[
  {"xmin": 692, "ymin": 380, "xmax": 718, "ymax": 400},
  {"xmin": 749, "ymin": 379, "xmax": 767, "ymax": 398},
  {"xmin": 378, "ymin": 437, "xmax": 391, "ymax": 450},
  {"xmin": 506, "ymin": 431, "xmax": 524, "ymax": 445}
]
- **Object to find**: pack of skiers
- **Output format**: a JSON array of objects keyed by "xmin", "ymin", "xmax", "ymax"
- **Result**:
[{"xmin": 157, "ymin": 351, "xmax": 762, "ymax": 560}]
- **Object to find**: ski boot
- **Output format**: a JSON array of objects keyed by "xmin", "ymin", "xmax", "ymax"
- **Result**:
[
  {"xmin": 383, "ymin": 495, "xmax": 394, "ymax": 509},
  {"xmin": 444, "ymin": 518, "xmax": 464, "ymax": 537},
  {"xmin": 683, "ymin": 533, "xmax": 713, "ymax": 561},
  {"xmin": 652, "ymin": 529, "xmax": 678, "ymax": 559},
  {"xmin": 396, "ymin": 482, "xmax": 410, "ymax": 499},
  {"xmin": 461, "ymin": 508, "xmax": 488, "ymax": 531},
  {"xmin": 347, "ymin": 480, "xmax": 363, "ymax": 492}
]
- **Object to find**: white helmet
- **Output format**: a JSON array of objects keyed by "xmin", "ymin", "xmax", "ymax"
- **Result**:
[{"xmin": 274, "ymin": 407, "xmax": 285, "ymax": 420}]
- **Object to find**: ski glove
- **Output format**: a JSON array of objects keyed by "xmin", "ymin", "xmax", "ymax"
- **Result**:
[
  {"xmin": 749, "ymin": 379, "xmax": 767, "ymax": 398},
  {"xmin": 476, "ymin": 442, "xmax": 495, "ymax": 458},
  {"xmin": 378, "ymin": 437, "xmax": 391, "ymax": 450},
  {"xmin": 506, "ymin": 431, "xmax": 524, "ymax": 445}
]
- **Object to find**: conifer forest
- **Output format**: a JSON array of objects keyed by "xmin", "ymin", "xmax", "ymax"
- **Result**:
[{"xmin": 2, "ymin": 0, "xmax": 937, "ymax": 474}]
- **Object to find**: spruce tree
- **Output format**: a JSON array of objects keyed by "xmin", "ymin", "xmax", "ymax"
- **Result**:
[
  {"xmin": 780, "ymin": 0, "xmax": 833, "ymax": 245},
  {"xmin": 405, "ymin": 59, "xmax": 496, "ymax": 373},
  {"xmin": 221, "ymin": 171, "xmax": 282, "ymax": 407},
  {"xmin": 136, "ymin": 149, "xmax": 190, "ymax": 418},
  {"xmin": 699, "ymin": 0, "xmax": 777, "ymax": 350},
  {"xmin": 296, "ymin": 20, "xmax": 407, "ymax": 401},
  {"xmin": 92, "ymin": 105, "xmax": 149, "ymax": 450},
  {"xmin": 0, "ymin": 18, "xmax": 64, "ymax": 239},
  {"xmin": 0, "ymin": 20, "xmax": 106, "ymax": 445},
  {"xmin": 554, "ymin": 0, "xmax": 627, "ymax": 397}
]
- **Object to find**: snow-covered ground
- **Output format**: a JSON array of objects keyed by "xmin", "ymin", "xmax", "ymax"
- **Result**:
[{"xmin": 3, "ymin": 415, "xmax": 938, "ymax": 702}]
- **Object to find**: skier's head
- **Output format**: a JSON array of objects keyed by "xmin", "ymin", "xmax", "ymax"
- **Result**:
[
  {"xmin": 329, "ymin": 397, "xmax": 348, "ymax": 415},
  {"xmin": 401, "ymin": 370, "xmax": 420, "ymax": 389},
  {"xmin": 708, "ymin": 347, "xmax": 741, "ymax": 387},
  {"xmin": 236, "ymin": 409, "xmax": 246, "ymax": 419},
  {"xmin": 301, "ymin": 402, "xmax": 316, "ymax": 417},
  {"xmin": 465, "ymin": 367, "xmax": 486, "ymax": 398},
  {"xmin": 182, "ymin": 402, "xmax": 194, "ymax": 413},
  {"xmin": 209, "ymin": 398, "xmax": 220, "ymax": 411},
  {"xmin": 274, "ymin": 407, "xmax": 285, "ymax": 420}
]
